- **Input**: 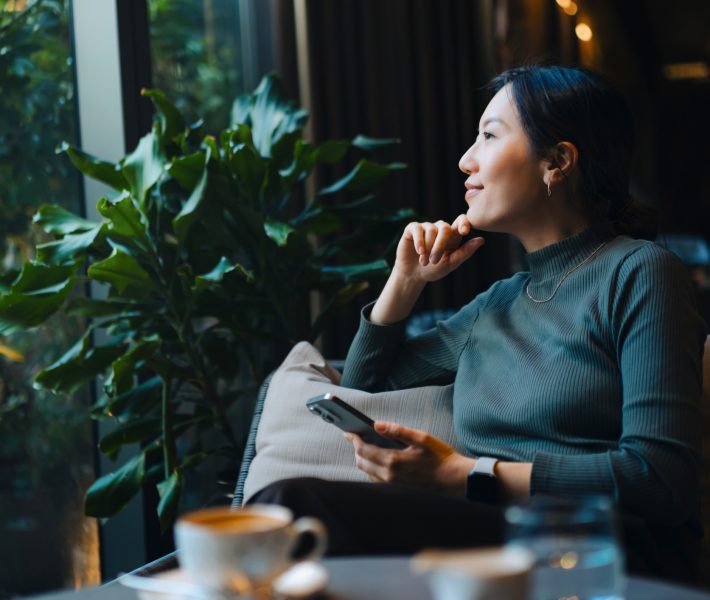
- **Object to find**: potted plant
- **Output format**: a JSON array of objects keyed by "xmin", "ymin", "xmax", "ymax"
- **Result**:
[{"xmin": 0, "ymin": 74, "xmax": 411, "ymax": 529}]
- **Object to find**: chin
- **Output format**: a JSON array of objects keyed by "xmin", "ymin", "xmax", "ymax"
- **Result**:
[{"xmin": 466, "ymin": 210, "xmax": 500, "ymax": 233}]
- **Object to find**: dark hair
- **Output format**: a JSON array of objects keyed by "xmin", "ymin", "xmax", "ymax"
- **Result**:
[{"xmin": 488, "ymin": 65, "xmax": 657, "ymax": 240}]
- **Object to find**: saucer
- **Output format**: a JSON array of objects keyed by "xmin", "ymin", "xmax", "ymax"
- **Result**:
[{"xmin": 119, "ymin": 562, "xmax": 329, "ymax": 600}]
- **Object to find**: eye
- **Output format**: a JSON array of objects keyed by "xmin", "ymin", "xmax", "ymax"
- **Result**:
[{"xmin": 482, "ymin": 131, "xmax": 495, "ymax": 140}]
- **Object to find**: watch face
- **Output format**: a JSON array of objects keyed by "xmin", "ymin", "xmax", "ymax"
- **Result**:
[{"xmin": 466, "ymin": 472, "xmax": 501, "ymax": 504}]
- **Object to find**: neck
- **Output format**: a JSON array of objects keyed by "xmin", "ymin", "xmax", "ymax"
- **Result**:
[
  {"xmin": 515, "ymin": 215, "xmax": 592, "ymax": 253},
  {"xmin": 525, "ymin": 223, "xmax": 613, "ymax": 287}
]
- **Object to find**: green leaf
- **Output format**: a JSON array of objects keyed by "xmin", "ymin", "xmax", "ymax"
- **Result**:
[
  {"xmin": 32, "ymin": 204, "xmax": 97, "ymax": 235},
  {"xmin": 290, "ymin": 204, "xmax": 342, "ymax": 235},
  {"xmin": 0, "ymin": 270, "xmax": 19, "ymax": 294},
  {"xmin": 167, "ymin": 150, "xmax": 206, "ymax": 191},
  {"xmin": 0, "ymin": 263, "xmax": 75, "ymax": 334},
  {"xmin": 57, "ymin": 142, "xmax": 128, "ymax": 190},
  {"xmin": 121, "ymin": 132, "xmax": 165, "ymax": 205},
  {"xmin": 0, "ymin": 289, "xmax": 74, "ymax": 334},
  {"xmin": 105, "ymin": 338, "xmax": 161, "ymax": 397},
  {"xmin": 270, "ymin": 129, "xmax": 302, "ymax": 167},
  {"xmin": 36, "ymin": 224, "xmax": 105, "ymax": 265},
  {"xmin": 180, "ymin": 451, "xmax": 209, "ymax": 470},
  {"xmin": 35, "ymin": 334, "xmax": 126, "ymax": 394},
  {"xmin": 352, "ymin": 135, "xmax": 401, "ymax": 152},
  {"xmin": 65, "ymin": 297, "xmax": 145, "ymax": 318},
  {"xmin": 173, "ymin": 150, "xmax": 210, "ymax": 242},
  {"xmin": 88, "ymin": 249, "xmax": 156, "ymax": 295},
  {"xmin": 98, "ymin": 417, "xmax": 162, "ymax": 457},
  {"xmin": 227, "ymin": 143, "xmax": 265, "ymax": 201},
  {"xmin": 85, "ymin": 452, "xmax": 145, "ymax": 518},
  {"xmin": 230, "ymin": 94, "xmax": 252, "ymax": 128},
  {"xmin": 315, "ymin": 139, "xmax": 350, "ymax": 163},
  {"xmin": 264, "ymin": 219, "xmax": 295, "ymax": 247},
  {"xmin": 310, "ymin": 281, "xmax": 370, "ymax": 339},
  {"xmin": 319, "ymin": 159, "xmax": 406, "ymax": 195},
  {"xmin": 9, "ymin": 262, "xmax": 75, "ymax": 294},
  {"xmin": 142, "ymin": 89, "xmax": 186, "ymax": 147},
  {"xmin": 235, "ymin": 74, "xmax": 308, "ymax": 157},
  {"xmin": 97, "ymin": 192, "xmax": 148, "ymax": 240},
  {"xmin": 156, "ymin": 471, "xmax": 182, "ymax": 532},
  {"xmin": 194, "ymin": 257, "xmax": 254, "ymax": 293},
  {"xmin": 202, "ymin": 135, "xmax": 219, "ymax": 158},
  {"xmin": 102, "ymin": 376, "xmax": 163, "ymax": 419},
  {"xmin": 312, "ymin": 259, "xmax": 390, "ymax": 283}
]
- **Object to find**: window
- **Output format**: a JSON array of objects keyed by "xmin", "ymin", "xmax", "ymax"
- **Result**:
[
  {"xmin": 0, "ymin": 0, "xmax": 99, "ymax": 595},
  {"xmin": 149, "ymin": 0, "xmax": 275, "ymax": 135}
]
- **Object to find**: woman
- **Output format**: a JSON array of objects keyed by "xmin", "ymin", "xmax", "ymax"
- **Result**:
[{"xmin": 251, "ymin": 65, "xmax": 705, "ymax": 582}]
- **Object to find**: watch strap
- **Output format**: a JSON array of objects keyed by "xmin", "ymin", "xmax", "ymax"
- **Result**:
[{"xmin": 471, "ymin": 456, "xmax": 498, "ymax": 477}]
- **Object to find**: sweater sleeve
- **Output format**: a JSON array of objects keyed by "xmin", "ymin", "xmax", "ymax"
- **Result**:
[
  {"xmin": 531, "ymin": 244, "xmax": 705, "ymax": 525},
  {"xmin": 340, "ymin": 285, "xmax": 498, "ymax": 392}
]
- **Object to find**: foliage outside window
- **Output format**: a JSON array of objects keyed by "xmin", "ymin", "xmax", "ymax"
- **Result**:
[
  {"xmin": 149, "ymin": 0, "xmax": 244, "ymax": 136},
  {"xmin": 0, "ymin": 0, "xmax": 99, "ymax": 596}
]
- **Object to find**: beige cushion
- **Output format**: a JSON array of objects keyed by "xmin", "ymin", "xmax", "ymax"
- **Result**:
[{"xmin": 241, "ymin": 341, "xmax": 460, "ymax": 502}]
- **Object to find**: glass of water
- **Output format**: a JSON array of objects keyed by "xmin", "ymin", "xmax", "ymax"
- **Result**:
[{"xmin": 504, "ymin": 496, "xmax": 625, "ymax": 600}]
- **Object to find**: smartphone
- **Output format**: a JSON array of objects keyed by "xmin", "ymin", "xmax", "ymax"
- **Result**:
[{"xmin": 306, "ymin": 393, "xmax": 406, "ymax": 450}]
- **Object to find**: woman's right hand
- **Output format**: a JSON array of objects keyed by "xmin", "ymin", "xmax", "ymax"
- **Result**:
[{"xmin": 394, "ymin": 215, "xmax": 485, "ymax": 283}]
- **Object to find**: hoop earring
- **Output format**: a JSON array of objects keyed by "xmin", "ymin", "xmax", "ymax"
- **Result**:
[{"xmin": 547, "ymin": 181, "xmax": 552, "ymax": 198}]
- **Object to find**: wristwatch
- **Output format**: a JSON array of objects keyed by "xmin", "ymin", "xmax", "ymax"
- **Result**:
[{"xmin": 466, "ymin": 456, "xmax": 501, "ymax": 504}]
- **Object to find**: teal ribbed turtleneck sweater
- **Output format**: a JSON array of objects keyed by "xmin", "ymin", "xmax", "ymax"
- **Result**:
[{"xmin": 341, "ymin": 226, "xmax": 706, "ymax": 564}]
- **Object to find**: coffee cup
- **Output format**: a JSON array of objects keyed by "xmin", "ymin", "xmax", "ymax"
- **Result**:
[
  {"xmin": 174, "ymin": 504, "xmax": 327, "ymax": 594},
  {"xmin": 413, "ymin": 546, "xmax": 534, "ymax": 600}
]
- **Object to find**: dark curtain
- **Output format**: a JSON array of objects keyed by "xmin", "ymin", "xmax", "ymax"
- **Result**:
[{"xmin": 296, "ymin": 0, "xmax": 515, "ymax": 358}]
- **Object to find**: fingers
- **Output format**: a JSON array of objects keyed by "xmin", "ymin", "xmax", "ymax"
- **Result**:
[
  {"xmin": 345, "ymin": 433, "xmax": 394, "ymax": 481},
  {"xmin": 404, "ymin": 220, "xmax": 467, "ymax": 266},
  {"xmin": 374, "ymin": 421, "xmax": 427, "ymax": 446},
  {"xmin": 451, "ymin": 214, "xmax": 472, "ymax": 236},
  {"xmin": 429, "ymin": 221, "xmax": 455, "ymax": 264},
  {"xmin": 375, "ymin": 421, "xmax": 456, "ymax": 457},
  {"xmin": 404, "ymin": 222, "xmax": 426, "ymax": 256}
]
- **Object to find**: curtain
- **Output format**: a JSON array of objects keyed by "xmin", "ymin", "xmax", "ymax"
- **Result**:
[{"xmin": 296, "ymin": 0, "xmax": 514, "ymax": 357}]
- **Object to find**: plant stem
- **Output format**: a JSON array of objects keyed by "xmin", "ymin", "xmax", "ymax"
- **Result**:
[
  {"xmin": 181, "ymin": 317, "xmax": 241, "ymax": 456},
  {"xmin": 148, "ymin": 244, "xmax": 241, "ymax": 457},
  {"xmin": 161, "ymin": 376, "xmax": 176, "ymax": 478}
]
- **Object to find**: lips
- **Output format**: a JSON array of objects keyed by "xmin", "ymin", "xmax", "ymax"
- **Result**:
[{"xmin": 464, "ymin": 184, "xmax": 484, "ymax": 202}]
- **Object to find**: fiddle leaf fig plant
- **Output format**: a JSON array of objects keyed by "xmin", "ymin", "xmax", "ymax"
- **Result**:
[{"xmin": 0, "ymin": 74, "xmax": 411, "ymax": 529}]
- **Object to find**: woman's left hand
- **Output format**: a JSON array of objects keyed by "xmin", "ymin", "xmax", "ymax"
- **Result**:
[{"xmin": 345, "ymin": 421, "xmax": 473, "ymax": 495}]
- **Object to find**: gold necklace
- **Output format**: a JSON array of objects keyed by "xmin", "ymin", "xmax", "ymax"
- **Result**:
[{"xmin": 525, "ymin": 241, "xmax": 608, "ymax": 303}]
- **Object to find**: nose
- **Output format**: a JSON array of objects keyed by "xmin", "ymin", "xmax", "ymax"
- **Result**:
[{"xmin": 458, "ymin": 143, "xmax": 477, "ymax": 175}]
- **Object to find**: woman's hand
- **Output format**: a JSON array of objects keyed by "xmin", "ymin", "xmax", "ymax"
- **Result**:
[
  {"xmin": 394, "ymin": 215, "xmax": 485, "ymax": 284},
  {"xmin": 369, "ymin": 215, "xmax": 484, "ymax": 324},
  {"xmin": 345, "ymin": 421, "xmax": 474, "ymax": 495}
]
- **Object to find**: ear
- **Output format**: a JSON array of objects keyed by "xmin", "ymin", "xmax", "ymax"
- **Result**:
[{"xmin": 543, "ymin": 141, "xmax": 579, "ymax": 186}]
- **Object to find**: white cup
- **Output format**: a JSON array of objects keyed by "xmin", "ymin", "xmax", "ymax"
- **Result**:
[
  {"xmin": 174, "ymin": 504, "xmax": 327, "ymax": 594},
  {"xmin": 413, "ymin": 546, "xmax": 534, "ymax": 600}
]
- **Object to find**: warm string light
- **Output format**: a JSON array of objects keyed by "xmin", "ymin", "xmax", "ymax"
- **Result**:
[
  {"xmin": 556, "ymin": 0, "xmax": 578, "ymax": 15},
  {"xmin": 575, "ymin": 23, "xmax": 593, "ymax": 42},
  {"xmin": 556, "ymin": 0, "xmax": 592, "ymax": 42}
]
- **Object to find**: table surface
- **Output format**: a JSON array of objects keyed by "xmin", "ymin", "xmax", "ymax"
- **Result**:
[{"xmin": 30, "ymin": 557, "xmax": 710, "ymax": 600}]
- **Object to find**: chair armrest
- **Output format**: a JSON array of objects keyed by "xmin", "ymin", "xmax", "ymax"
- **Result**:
[
  {"xmin": 231, "ymin": 371, "xmax": 275, "ymax": 508},
  {"xmin": 123, "ymin": 550, "xmax": 179, "ymax": 577}
]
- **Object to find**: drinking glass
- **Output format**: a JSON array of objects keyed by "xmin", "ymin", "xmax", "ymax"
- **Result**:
[{"xmin": 504, "ymin": 496, "xmax": 625, "ymax": 600}]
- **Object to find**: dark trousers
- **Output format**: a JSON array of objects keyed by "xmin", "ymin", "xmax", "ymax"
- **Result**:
[
  {"xmin": 248, "ymin": 477, "xmax": 506, "ymax": 556},
  {"xmin": 248, "ymin": 477, "xmax": 698, "ymax": 584}
]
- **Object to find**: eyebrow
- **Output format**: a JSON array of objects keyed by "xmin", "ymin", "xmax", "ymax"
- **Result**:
[{"xmin": 479, "ymin": 116, "xmax": 507, "ymax": 129}]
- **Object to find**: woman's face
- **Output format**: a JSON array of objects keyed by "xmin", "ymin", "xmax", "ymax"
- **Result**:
[{"xmin": 458, "ymin": 85, "xmax": 547, "ymax": 236}]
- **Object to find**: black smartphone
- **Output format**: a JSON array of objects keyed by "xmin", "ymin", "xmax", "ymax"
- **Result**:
[{"xmin": 306, "ymin": 393, "xmax": 406, "ymax": 450}]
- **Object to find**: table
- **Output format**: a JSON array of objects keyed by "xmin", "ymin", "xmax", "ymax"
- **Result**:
[{"xmin": 31, "ymin": 557, "xmax": 710, "ymax": 600}]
